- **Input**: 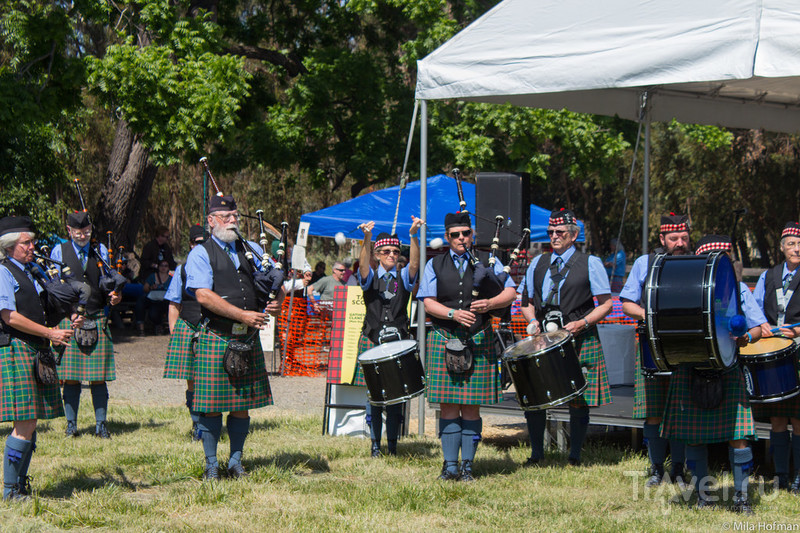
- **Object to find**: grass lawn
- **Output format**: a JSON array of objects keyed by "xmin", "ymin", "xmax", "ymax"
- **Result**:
[{"xmin": 1, "ymin": 404, "xmax": 799, "ymax": 531}]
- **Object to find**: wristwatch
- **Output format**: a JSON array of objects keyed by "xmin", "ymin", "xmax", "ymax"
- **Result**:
[{"xmin": 447, "ymin": 309, "xmax": 455, "ymax": 319}]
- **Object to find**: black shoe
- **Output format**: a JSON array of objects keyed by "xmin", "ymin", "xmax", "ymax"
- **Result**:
[
  {"xmin": 227, "ymin": 462, "xmax": 248, "ymax": 479},
  {"xmin": 387, "ymin": 440, "xmax": 397, "ymax": 456},
  {"xmin": 370, "ymin": 441, "xmax": 382, "ymax": 458},
  {"xmin": 94, "ymin": 421, "xmax": 111, "ymax": 439},
  {"xmin": 191, "ymin": 421, "xmax": 202, "ymax": 442},
  {"xmin": 523, "ymin": 457, "xmax": 540, "ymax": 468},
  {"xmin": 3, "ymin": 483, "xmax": 28, "ymax": 502},
  {"xmin": 203, "ymin": 464, "xmax": 220, "ymax": 481},
  {"xmin": 732, "ymin": 491, "xmax": 753, "ymax": 515},
  {"xmin": 791, "ymin": 472, "xmax": 800, "ymax": 494},
  {"xmin": 17, "ymin": 476, "xmax": 31, "ymax": 497},
  {"xmin": 65, "ymin": 421, "xmax": 79, "ymax": 438},
  {"xmin": 459, "ymin": 460, "xmax": 475, "ymax": 482},
  {"xmin": 669, "ymin": 465, "xmax": 684, "ymax": 483},
  {"xmin": 777, "ymin": 473, "xmax": 790, "ymax": 490},
  {"xmin": 567, "ymin": 457, "xmax": 581, "ymax": 467},
  {"xmin": 438, "ymin": 461, "xmax": 460, "ymax": 481},
  {"xmin": 646, "ymin": 464, "xmax": 665, "ymax": 487}
]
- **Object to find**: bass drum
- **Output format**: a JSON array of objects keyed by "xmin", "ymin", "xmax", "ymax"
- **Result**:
[
  {"xmin": 358, "ymin": 340, "xmax": 425, "ymax": 406},
  {"xmin": 739, "ymin": 337, "xmax": 800, "ymax": 403},
  {"xmin": 502, "ymin": 330, "xmax": 587, "ymax": 411},
  {"xmin": 644, "ymin": 251, "xmax": 740, "ymax": 371},
  {"xmin": 636, "ymin": 323, "xmax": 671, "ymax": 377}
]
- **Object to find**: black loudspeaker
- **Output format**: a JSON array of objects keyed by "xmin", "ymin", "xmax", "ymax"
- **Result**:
[{"xmin": 475, "ymin": 172, "xmax": 530, "ymax": 248}]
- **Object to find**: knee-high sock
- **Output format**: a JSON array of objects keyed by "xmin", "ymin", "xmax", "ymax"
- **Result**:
[
  {"xmin": 439, "ymin": 418, "xmax": 462, "ymax": 473},
  {"xmin": 643, "ymin": 423, "xmax": 667, "ymax": 468},
  {"xmin": 524, "ymin": 410, "xmax": 547, "ymax": 461},
  {"xmin": 385, "ymin": 403, "xmax": 403, "ymax": 443},
  {"xmin": 792, "ymin": 433, "xmax": 800, "ymax": 475},
  {"xmin": 90, "ymin": 383, "xmax": 109, "ymax": 426},
  {"xmin": 62, "ymin": 383, "xmax": 81, "ymax": 423},
  {"xmin": 17, "ymin": 431, "xmax": 36, "ymax": 483},
  {"xmin": 226, "ymin": 415, "xmax": 250, "ymax": 467},
  {"xmin": 185, "ymin": 390, "xmax": 199, "ymax": 424},
  {"xmin": 197, "ymin": 415, "xmax": 223, "ymax": 467},
  {"xmin": 569, "ymin": 405, "xmax": 590, "ymax": 461},
  {"xmin": 771, "ymin": 430, "xmax": 791, "ymax": 475},
  {"xmin": 732, "ymin": 446, "xmax": 753, "ymax": 495},
  {"xmin": 3, "ymin": 436, "xmax": 31, "ymax": 498},
  {"xmin": 669, "ymin": 438, "xmax": 685, "ymax": 471},
  {"xmin": 461, "ymin": 418, "xmax": 482, "ymax": 462},
  {"xmin": 366, "ymin": 403, "xmax": 383, "ymax": 443},
  {"xmin": 686, "ymin": 445, "xmax": 709, "ymax": 498}
]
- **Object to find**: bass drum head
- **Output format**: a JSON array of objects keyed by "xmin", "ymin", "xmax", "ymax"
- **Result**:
[
  {"xmin": 503, "ymin": 330, "xmax": 570, "ymax": 360},
  {"xmin": 358, "ymin": 339, "xmax": 417, "ymax": 362},
  {"xmin": 710, "ymin": 253, "xmax": 740, "ymax": 368}
]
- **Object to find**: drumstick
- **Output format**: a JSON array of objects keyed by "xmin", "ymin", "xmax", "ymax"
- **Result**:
[{"xmin": 770, "ymin": 322, "xmax": 800, "ymax": 334}]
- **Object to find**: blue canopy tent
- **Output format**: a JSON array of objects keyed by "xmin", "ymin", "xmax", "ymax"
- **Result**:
[{"xmin": 300, "ymin": 174, "xmax": 584, "ymax": 244}]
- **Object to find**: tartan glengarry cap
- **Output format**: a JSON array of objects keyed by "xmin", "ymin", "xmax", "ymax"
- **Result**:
[
  {"xmin": 67, "ymin": 211, "xmax": 91, "ymax": 229},
  {"xmin": 0, "ymin": 216, "xmax": 34, "ymax": 237},
  {"xmin": 374, "ymin": 232, "xmax": 401, "ymax": 249},
  {"xmin": 695, "ymin": 234, "xmax": 732, "ymax": 255},
  {"xmin": 548, "ymin": 208, "xmax": 577, "ymax": 226},
  {"xmin": 782, "ymin": 222, "xmax": 800, "ymax": 238},
  {"xmin": 189, "ymin": 224, "xmax": 206, "ymax": 243},
  {"xmin": 209, "ymin": 194, "xmax": 237, "ymax": 213},
  {"xmin": 660, "ymin": 213, "xmax": 689, "ymax": 234},
  {"xmin": 444, "ymin": 212, "xmax": 471, "ymax": 229}
]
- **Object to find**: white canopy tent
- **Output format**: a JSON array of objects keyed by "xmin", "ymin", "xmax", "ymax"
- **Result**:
[{"xmin": 410, "ymin": 0, "xmax": 800, "ymax": 433}]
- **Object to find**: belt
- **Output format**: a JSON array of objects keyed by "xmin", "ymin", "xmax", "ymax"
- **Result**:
[{"xmin": 205, "ymin": 318, "xmax": 254, "ymax": 337}]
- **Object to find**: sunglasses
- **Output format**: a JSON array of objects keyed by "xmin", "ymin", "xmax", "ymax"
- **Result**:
[
  {"xmin": 333, "ymin": 268, "xmax": 345, "ymax": 272},
  {"xmin": 379, "ymin": 249, "xmax": 401, "ymax": 256},
  {"xmin": 448, "ymin": 229, "xmax": 472, "ymax": 239},
  {"xmin": 546, "ymin": 229, "xmax": 568, "ymax": 238}
]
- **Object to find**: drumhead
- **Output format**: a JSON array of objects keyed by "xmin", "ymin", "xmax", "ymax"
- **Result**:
[
  {"xmin": 503, "ymin": 330, "xmax": 571, "ymax": 360},
  {"xmin": 739, "ymin": 336, "xmax": 794, "ymax": 356},
  {"xmin": 358, "ymin": 339, "xmax": 417, "ymax": 362},
  {"xmin": 709, "ymin": 253, "xmax": 740, "ymax": 368}
]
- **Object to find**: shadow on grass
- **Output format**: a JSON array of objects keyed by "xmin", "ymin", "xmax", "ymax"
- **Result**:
[
  {"xmin": 41, "ymin": 466, "xmax": 147, "ymax": 498},
  {"xmin": 248, "ymin": 418, "xmax": 294, "ymax": 432},
  {"xmin": 394, "ymin": 440, "xmax": 440, "ymax": 459},
  {"xmin": 247, "ymin": 451, "xmax": 331, "ymax": 473}
]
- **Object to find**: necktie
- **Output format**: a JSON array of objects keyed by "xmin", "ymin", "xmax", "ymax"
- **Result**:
[
  {"xmin": 784, "ymin": 273, "xmax": 794, "ymax": 294},
  {"xmin": 456, "ymin": 256, "xmax": 466, "ymax": 278},
  {"xmin": 79, "ymin": 249, "xmax": 87, "ymax": 268},
  {"xmin": 382, "ymin": 273, "xmax": 396, "ymax": 300},
  {"xmin": 226, "ymin": 244, "xmax": 237, "ymax": 266},
  {"xmin": 24, "ymin": 264, "xmax": 36, "ymax": 285},
  {"xmin": 555, "ymin": 256, "xmax": 563, "ymax": 272}
]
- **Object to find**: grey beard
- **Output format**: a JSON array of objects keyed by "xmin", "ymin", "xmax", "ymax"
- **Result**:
[{"xmin": 212, "ymin": 225, "xmax": 238, "ymax": 243}]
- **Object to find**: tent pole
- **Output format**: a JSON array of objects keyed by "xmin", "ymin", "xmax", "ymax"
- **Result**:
[
  {"xmin": 418, "ymin": 99, "xmax": 428, "ymax": 436},
  {"xmin": 642, "ymin": 109, "xmax": 651, "ymax": 255}
]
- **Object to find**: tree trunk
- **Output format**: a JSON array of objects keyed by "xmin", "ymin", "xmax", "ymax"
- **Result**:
[{"xmin": 95, "ymin": 119, "xmax": 157, "ymax": 252}]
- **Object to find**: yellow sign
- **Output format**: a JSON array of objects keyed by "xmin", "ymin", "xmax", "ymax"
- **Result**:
[{"xmin": 339, "ymin": 286, "xmax": 366, "ymax": 384}]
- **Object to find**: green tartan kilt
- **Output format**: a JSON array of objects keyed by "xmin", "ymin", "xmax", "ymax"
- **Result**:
[
  {"xmin": 192, "ymin": 329, "xmax": 273, "ymax": 413},
  {"xmin": 57, "ymin": 315, "xmax": 115, "ymax": 382},
  {"xmin": 351, "ymin": 334, "xmax": 375, "ymax": 387},
  {"xmin": 0, "ymin": 340, "xmax": 64, "ymax": 422},
  {"xmin": 163, "ymin": 318, "xmax": 197, "ymax": 380},
  {"xmin": 750, "ymin": 394, "xmax": 800, "ymax": 423},
  {"xmin": 632, "ymin": 341, "xmax": 672, "ymax": 419},
  {"xmin": 571, "ymin": 328, "xmax": 612, "ymax": 408},
  {"xmin": 661, "ymin": 365, "xmax": 757, "ymax": 445},
  {"xmin": 425, "ymin": 326, "xmax": 500, "ymax": 406}
]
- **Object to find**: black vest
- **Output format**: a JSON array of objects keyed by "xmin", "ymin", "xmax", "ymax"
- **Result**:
[
  {"xmin": 60, "ymin": 241, "xmax": 104, "ymax": 314},
  {"xmin": 531, "ymin": 250, "xmax": 594, "ymax": 323},
  {"xmin": 178, "ymin": 264, "xmax": 202, "ymax": 327},
  {"xmin": 1, "ymin": 260, "xmax": 47, "ymax": 347},
  {"xmin": 362, "ymin": 268, "xmax": 411, "ymax": 344},
  {"xmin": 763, "ymin": 263, "xmax": 800, "ymax": 325},
  {"xmin": 430, "ymin": 252, "xmax": 489, "ymax": 333},
  {"xmin": 200, "ymin": 239, "xmax": 257, "ymax": 323}
]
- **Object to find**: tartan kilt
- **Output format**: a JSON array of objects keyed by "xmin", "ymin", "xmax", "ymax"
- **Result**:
[
  {"xmin": 351, "ymin": 334, "xmax": 375, "ymax": 387},
  {"xmin": 425, "ymin": 326, "xmax": 500, "ymax": 406},
  {"xmin": 0, "ymin": 340, "xmax": 64, "ymax": 422},
  {"xmin": 571, "ymin": 328, "xmax": 612, "ymax": 408},
  {"xmin": 661, "ymin": 365, "xmax": 757, "ymax": 445},
  {"xmin": 192, "ymin": 329, "xmax": 273, "ymax": 413},
  {"xmin": 632, "ymin": 341, "xmax": 671, "ymax": 419},
  {"xmin": 163, "ymin": 318, "xmax": 197, "ymax": 380},
  {"xmin": 57, "ymin": 315, "xmax": 115, "ymax": 382},
  {"xmin": 750, "ymin": 394, "xmax": 800, "ymax": 423}
]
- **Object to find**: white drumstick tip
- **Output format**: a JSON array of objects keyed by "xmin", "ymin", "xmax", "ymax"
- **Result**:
[
  {"xmin": 430, "ymin": 237, "xmax": 444, "ymax": 249},
  {"xmin": 334, "ymin": 232, "xmax": 346, "ymax": 246},
  {"xmin": 545, "ymin": 322, "xmax": 558, "ymax": 333}
]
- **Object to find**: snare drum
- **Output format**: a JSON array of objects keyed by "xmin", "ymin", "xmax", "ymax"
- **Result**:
[
  {"xmin": 502, "ymin": 330, "xmax": 587, "ymax": 410},
  {"xmin": 636, "ymin": 323, "xmax": 671, "ymax": 377},
  {"xmin": 644, "ymin": 251, "xmax": 740, "ymax": 371},
  {"xmin": 739, "ymin": 337, "xmax": 800, "ymax": 403},
  {"xmin": 357, "ymin": 340, "xmax": 425, "ymax": 406}
]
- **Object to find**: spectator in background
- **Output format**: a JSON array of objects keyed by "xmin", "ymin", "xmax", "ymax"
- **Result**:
[
  {"xmin": 140, "ymin": 225, "xmax": 176, "ymax": 281},
  {"xmin": 310, "ymin": 261, "xmax": 346, "ymax": 300},
  {"xmin": 310, "ymin": 261, "xmax": 327, "ymax": 284},
  {"xmin": 341, "ymin": 258, "xmax": 354, "ymax": 284},
  {"xmin": 284, "ymin": 261, "xmax": 313, "ymax": 297},
  {"xmin": 346, "ymin": 260, "xmax": 360, "ymax": 286},
  {"xmin": 604, "ymin": 238, "xmax": 626, "ymax": 293}
]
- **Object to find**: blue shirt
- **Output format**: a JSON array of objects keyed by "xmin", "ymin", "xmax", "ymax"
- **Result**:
[
  {"xmin": 619, "ymin": 254, "xmax": 650, "ymax": 304},
  {"xmin": 417, "ymin": 250, "xmax": 516, "ymax": 300},
  {"xmin": 0, "ymin": 258, "xmax": 44, "ymax": 312},
  {"xmin": 753, "ymin": 263, "xmax": 798, "ymax": 311},
  {"xmin": 185, "ymin": 236, "xmax": 269, "ymax": 292},
  {"xmin": 518, "ymin": 246, "xmax": 610, "ymax": 300},
  {"xmin": 357, "ymin": 264, "xmax": 417, "ymax": 293},
  {"xmin": 165, "ymin": 264, "xmax": 183, "ymax": 304},
  {"xmin": 50, "ymin": 240, "xmax": 110, "ymax": 271},
  {"xmin": 605, "ymin": 249, "xmax": 626, "ymax": 278},
  {"xmin": 740, "ymin": 281, "xmax": 767, "ymax": 328}
]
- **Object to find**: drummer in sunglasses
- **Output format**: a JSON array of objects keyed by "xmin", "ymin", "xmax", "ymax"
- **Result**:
[
  {"xmin": 753, "ymin": 222, "xmax": 800, "ymax": 495},
  {"xmin": 518, "ymin": 208, "xmax": 612, "ymax": 468},
  {"xmin": 657, "ymin": 234, "xmax": 763, "ymax": 513},
  {"xmin": 351, "ymin": 217, "xmax": 422, "ymax": 458},
  {"xmin": 417, "ymin": 211, "xmax": 517, "ymax": 481}
]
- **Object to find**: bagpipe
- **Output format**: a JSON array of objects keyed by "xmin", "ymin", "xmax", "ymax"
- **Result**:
[
  {"xmin": 31, "ymin": 247, "xmax": 91, "ymax": 327},
  {"xmin": 199, "ymin": 157, "xmax": 286, "ymax": 308}
]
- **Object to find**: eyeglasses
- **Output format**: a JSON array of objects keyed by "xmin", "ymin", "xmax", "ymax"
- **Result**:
[
  {"xmin": 448, "ymin": 229, "xmax": 472, "ymax": 239},
  {"xmin": 70, "ymin": 228, "xmax": 92, "ymax": 237},
  {"xmin": 19, "ymin": 238, "xmax": 36, "ymax": 247},
  {"xmin": 379, "ymin": 249, "xmax": 401, "ymax": 256},
  {"xmin": 547, "ymin": 229, "xmax": 568, "ymax": 238},
  {"xmin": 333, "ymin": 268, "xmax": 345, "ymax": 272},
  {"xmin": 213, "ymin": 213, "xmax": 239, "ymax": 222}
]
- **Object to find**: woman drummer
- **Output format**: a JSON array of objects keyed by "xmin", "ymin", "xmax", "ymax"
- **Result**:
[{"xmin": 352, "ymin": 217, "xmax": 421, "ymax": 457}]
